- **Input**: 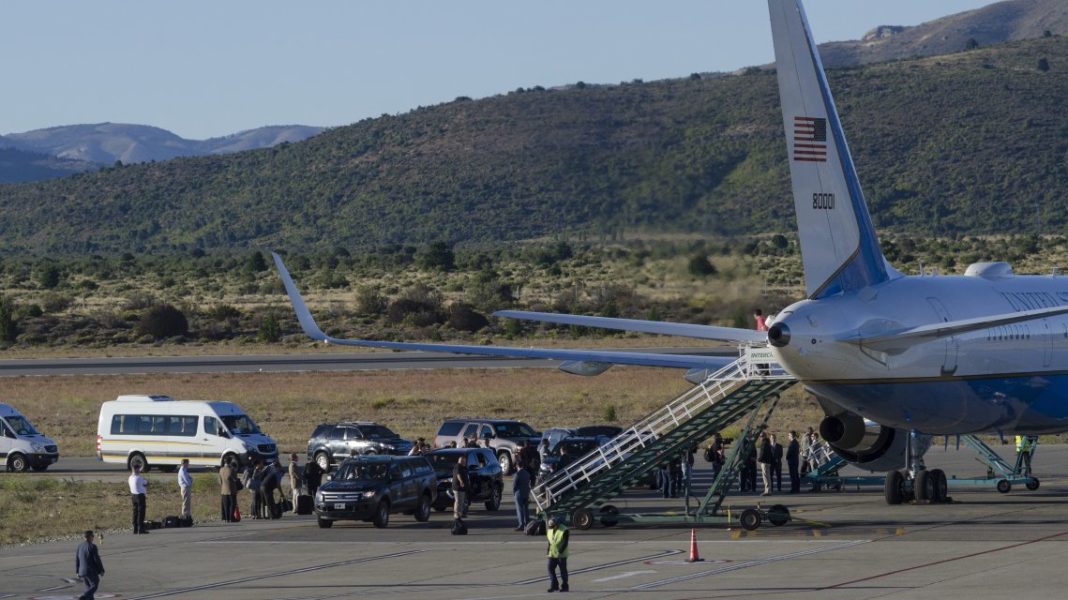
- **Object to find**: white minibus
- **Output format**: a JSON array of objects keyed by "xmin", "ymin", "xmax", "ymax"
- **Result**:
[{"xmin": 96, "ymin": 394, "xmax": 278, "ymax": 471}]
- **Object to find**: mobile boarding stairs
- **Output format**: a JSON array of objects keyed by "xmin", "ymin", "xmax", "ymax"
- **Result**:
[{"xmin": 532, "ymin": 345, "xmax": 797, "ymax": 531}]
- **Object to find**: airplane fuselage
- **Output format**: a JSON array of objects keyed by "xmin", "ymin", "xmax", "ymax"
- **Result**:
[{"xmin": 772, "ymin": 266, "xmax": 1068, "ymax": 435}]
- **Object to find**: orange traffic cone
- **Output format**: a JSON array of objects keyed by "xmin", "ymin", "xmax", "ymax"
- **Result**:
[{"xmin": 686, "ymin": 528, "xmax": 704, "ymax": 562}]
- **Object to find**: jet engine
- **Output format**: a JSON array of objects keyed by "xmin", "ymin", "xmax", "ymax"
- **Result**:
[{"xmin": 818, "ymin": 410, "xmax": 931, "ymax": 473}]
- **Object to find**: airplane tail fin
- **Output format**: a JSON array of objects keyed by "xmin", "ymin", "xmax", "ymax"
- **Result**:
[{"xmin": 769, "ymin": 0, "xmax": 889, "ymax": 298}]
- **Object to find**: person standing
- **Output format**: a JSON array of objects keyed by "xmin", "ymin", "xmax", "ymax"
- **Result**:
[
  {"xmin": 129, "ymin": 464, "xmax": 148, "ymax": 534},
  {"xmin": 261, "ymin": 460, "xmax": 282, "ymax": 519},
  {"xmin": 756, "ymin": 432, "xmax": 773, "ymax": 496},
  {"xmin": 770, "ymin": 434, "xmax": 784, "ymax": 493},
  {"xmin": 75, "ymin": 530, "xmax": 105, "ymax": 600},
  {"xmin": 545, "ymin": 517, "xmax": 570, "ymax": 593},
  {"xmin": 288, "ymin": 453, "xmax": 302, "ymax": 510},
  {"xmin": 786, "ymin": 431, "xmax": 801, "ymax": 494},
  {"xmin": 799, "ymin": 426, "xmax": 814, "ymax": 476},
  {"xmin": 219, "ymin": 460, "xmax": 234, "ymax": 522},
  {"xmin": 304, "ymin": 457, "xmax": 324, "ymax": 498},
  {"xmin": 513, "ymin": 460, "xmax": 532, "ymax": 531},
  {"xmin": 248, "ymin": 460, "xmax": 265, "ymax": 519},
  {"xmin": 177, "ymin": 459, "xmax": 193, "ymax": 520},
  {"xmin": 452, "ymin": 453, "xmax": 470, "ymax": 521}
]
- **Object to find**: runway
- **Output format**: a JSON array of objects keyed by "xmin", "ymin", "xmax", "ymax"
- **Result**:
[
  {"xmin": 3, "ymin": 446, "xmax": 1065, "ymax": 599},
  {"xmin": 0, "ymin": 348, "xmax": 729, "ymax": 376}
]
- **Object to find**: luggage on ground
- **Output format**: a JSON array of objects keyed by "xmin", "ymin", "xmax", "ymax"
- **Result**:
[
  {"xmin": 163, "ymin": 515, "xmax": 180, "ymax": 528},
  {"xmin": 296, "ymin": 494, "xmax": 314, "ymax": 515}
]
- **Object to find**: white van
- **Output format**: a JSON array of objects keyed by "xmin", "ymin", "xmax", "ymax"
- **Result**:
[
  {"xmin": 1, "ymin": 403, "xmax": 59, "ymax": 472},
  {"xmin": 96, "ymin": 395, "xmax": 278, "ymax": 471}
]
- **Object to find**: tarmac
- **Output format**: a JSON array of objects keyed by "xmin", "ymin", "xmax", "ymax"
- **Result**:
[{"xmin": 3, "ymin": 443, "xmax": 1067, "ymax": 599}]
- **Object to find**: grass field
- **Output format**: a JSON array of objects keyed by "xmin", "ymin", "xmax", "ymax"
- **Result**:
[{"xmin": 4, "ymin": 367, "xmax": 824, "ymax": 459}]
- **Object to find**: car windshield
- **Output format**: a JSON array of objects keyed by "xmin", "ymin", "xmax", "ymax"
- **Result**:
[
  {"xmin": 221, "ymin": 414, "xmax": 261, "ymax": 435},
  {"xmin": 494, "ymin": 423, "xmax": 536, "ymax": 438},
  {"xmin": 336, "ymin": 462, "xmax": 390, "ymax": 480},
  {"xmin": 5, "ymin": 416, "xmax": 38, "ymax": 436},
  {"xmin": 428, "ymin": 453, "xmax": 462, "ymax": 469},
  {"xmin": 362, "ymin": 425, "xmax": 397, "ymax": 439}
]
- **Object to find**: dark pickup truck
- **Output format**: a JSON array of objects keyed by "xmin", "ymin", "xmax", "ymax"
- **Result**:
[{"xmin": 313, "ymin": 455, "xmax": 437, "ymax": 528}]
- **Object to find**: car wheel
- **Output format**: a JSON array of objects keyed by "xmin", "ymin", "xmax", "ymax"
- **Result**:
[
  {"xmin": 315, "ymin": 452, "xmax": 330, "ymax": 472},
  {"xmin": 485, "ymin": 484, "xmax": 502, "ymax": 511},
  {"xmin": 317, "ymin": 517, "xmax": 333, "ymax": 529},
  {"xmin": 497, "ymin": 451, "xmax": 513, "ymax": 475},
  {"xmin": 128, "ymin": 452, "xmax": 149, "ymax": 473},
  {"xmin": 7, "ymin": 453, "xmax": 28, "ymax": 473},
  {"xmin": 415, "ymin": 494, "xmax": 431, "ymax": 522},
  {"xmin": 373, "ymin": 500, "xmax": 390, "ymax": 528},
  {"xmin": 221, "ymin": 453, "xmax": 237, "ymax": 469}
]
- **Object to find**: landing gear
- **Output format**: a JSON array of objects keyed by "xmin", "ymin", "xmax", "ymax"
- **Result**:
[{"xmin": 884, "ymin": 430, "xmax": 949, "ymax": 505}]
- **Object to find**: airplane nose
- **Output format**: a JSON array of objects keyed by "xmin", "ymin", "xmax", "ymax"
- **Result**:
[{"xmin": 768, "ymin": 323, "xmax": 791, "ymax": 348}]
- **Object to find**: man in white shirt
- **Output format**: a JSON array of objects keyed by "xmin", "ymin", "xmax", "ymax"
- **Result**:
[
  {"xmin": 177, "ymin": 459, "xmax": 193, "ymax": 520},
  {"xmin": 129, "ymin": 464, "xmax": 148, "ymax": 534}
]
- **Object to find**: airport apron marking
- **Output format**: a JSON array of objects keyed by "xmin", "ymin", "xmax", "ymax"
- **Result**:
[
  {"xmin": 632, "ymin": 539, "xmax": 870, "ymax": 590},
  {"xmin": 125, "ymin": 549, "xmax": 422, "ymax": 599}
]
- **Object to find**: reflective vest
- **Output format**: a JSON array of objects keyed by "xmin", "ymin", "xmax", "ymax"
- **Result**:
[{"xmin": 546, "ymin": 525, "xmax": 570, "ymax": 558}]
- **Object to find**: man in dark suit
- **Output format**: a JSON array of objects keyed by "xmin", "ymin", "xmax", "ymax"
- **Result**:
[
  {"xmin": 75, "ymin": 530, "xmax": 105, "ymax": 600},
  {"xmin": 786, "ymin": 431, "xmax": 801, "ymax": 493}
]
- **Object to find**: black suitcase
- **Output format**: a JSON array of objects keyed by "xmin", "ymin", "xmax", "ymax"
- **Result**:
[
  {"xmin": 145, "ymin": 520, "xmax": 162, "ymax": 530},
  {"xmin": 280, "ymin": 499, "xmax": 294, "ymax": 513},
  {"xmin": 163, "ymin": 516, "xmax": 180, "ymax": 528},
  {"xmin": 179, "ymin": 516, "xmax": 193, "ymax": 528},
  {"xmin": 451, "ymin": 518, "xmax": 468, "ymax": 535},
  {"xmin": 296, "ymin": 494, "xmax": 314, "ymax": 515}
]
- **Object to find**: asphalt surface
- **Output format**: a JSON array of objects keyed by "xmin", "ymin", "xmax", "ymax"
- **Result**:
[
  {"xmin": 0, "ymin": 348, "xmax": 730, "ymax": 377},
  {"xmin": 3, "ymin": 445, "xmax": 1066, "ymax": 599}
]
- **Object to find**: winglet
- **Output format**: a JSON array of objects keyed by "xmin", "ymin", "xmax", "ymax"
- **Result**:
[{"xmin": 271, "ymin": 252, "xmax": 329, "ymax": 342}]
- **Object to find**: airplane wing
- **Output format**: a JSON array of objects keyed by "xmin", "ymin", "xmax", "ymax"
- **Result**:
[
  {"xmin": 848, "ymin": 304, "xmax": 1068, "ymax": 352},
  {"xmin": 493, "ymin": 310, "xmax": 765, "ymax": 344},
  {"xmin": 272, "ymin": 253, "xmax": 734, "ymax": 372}
]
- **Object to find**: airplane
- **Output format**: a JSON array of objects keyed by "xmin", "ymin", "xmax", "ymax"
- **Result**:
[{"xmin": 274, "ymin": 0, "xmax": 1068, "ymax": 506}]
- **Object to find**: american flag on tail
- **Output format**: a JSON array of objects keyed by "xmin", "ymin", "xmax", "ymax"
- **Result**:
[{"xmin": 793, "ymin": 116, "xmax": 827, "ymax": 162}]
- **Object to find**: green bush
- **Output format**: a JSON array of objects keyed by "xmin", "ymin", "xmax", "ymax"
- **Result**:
[{"xmin": 137, "ymin": 304, "xmax": 189, "ymax": 340}]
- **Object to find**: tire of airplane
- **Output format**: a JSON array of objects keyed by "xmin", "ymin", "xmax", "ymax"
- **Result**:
[
  {"xmin": 929, "ymin": 469, "xmax": 948, "ymax": 503},
  {"xmin": 884, "ymin": 470, "xmax": 904, "ymax": 505},
  {"xmin": 914, "ymin": 470, "xmax": 931, "ymax": 502}
]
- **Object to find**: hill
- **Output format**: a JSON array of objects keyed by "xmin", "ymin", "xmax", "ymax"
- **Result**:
[
  {"xmin": 1, "ymin": 35, "xmax": 1068, "ymax": 254},
  {"xmin": 820, "ymin": 0, "xmax": 1068, "ymax": 66},
  {"xmin": 1, "ymin": 123, "xmax": 323, "ymax": 166},
  {"xmin": 0, "ymin": 147, "xmax": 95, "ymax": 184}
]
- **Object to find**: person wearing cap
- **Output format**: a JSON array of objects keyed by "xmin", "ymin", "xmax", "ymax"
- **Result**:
[{"xmin": 545, "ymin": 517, "xmax": 570, "ymax": 593}]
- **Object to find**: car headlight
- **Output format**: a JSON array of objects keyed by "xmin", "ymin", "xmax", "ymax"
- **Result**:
[
  {"xmin": 30, "ymin": 442, "xmax": 44, "ymax": 452},
  {"xmin": 315, "ymin": 491, "xmax": 324, "ymax": 503},
  {"xmin": 361, "ymin": 491, "xmax": 377, "ymax": 499}
]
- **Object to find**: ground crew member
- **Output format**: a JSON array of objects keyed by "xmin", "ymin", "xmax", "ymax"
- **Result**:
[
  {"xmin": 177, "ymin": 459, "xmax": 193, "ymax": 520},
  {"xmin": 129, "ymin": 464, "xmax": 148, "ymax": 534},
  {"xmin": 1016, "ymin": 435, "xmax": 1037, "ymax": 475},
  {"xmin": 545, "ymin": 517, "xmax": 569, "ymax": 593},
  {"xmin": 75, "ymin": 530, "xmax": 105, "ymax": 600}
]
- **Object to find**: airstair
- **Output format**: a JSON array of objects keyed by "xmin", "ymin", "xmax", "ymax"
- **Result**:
[{"xmin": 532, "ymin": 346, "xmax": 796, "ymax": 527}]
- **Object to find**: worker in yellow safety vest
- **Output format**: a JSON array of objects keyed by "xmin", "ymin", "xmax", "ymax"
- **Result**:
[
  {"xmin": 1015, "ymin": 435, "xmax": 1037, "ymax": 475},
  {"xmin": 545, "ymin": 517, "xmax": 570, "ymax": 593}
]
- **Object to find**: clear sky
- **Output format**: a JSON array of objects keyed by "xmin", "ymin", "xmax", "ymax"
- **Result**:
[{"xmin": 3, "ymin": 0, "xmax": 997, "ymax": 140}]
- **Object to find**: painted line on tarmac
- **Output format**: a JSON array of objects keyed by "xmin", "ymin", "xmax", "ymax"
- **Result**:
[
  {"xmin": 125, "ymin": 549, "xmax": 423, "ymax": 599},
  {"xmin": 510, "ymin": 549, "xmax": 683, "ymax": 585},
  {"xmin": 824, "ymin": 528, "xmax": 1068, "ymax": 589},
  {"xmin": 631, "ymin": 539, "xmax": 870, "ymax": 590}
]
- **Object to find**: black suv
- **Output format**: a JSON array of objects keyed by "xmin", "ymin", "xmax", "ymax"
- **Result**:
[
  {"xmin": 538, "ymin": 436, "xmax": 603, "ymax": 483},
  {"xmin": 307, "ymin": 422, "xmax": 414, "ymax": 471},
  {"xmin": 314, "ymin": 455, "xmax": 437, "ymax": 528},
  {"xmin": 426, "ymin": 447, "xmax": 504, "ymax": 513},
  {"xmin": 433, "ymin": 418, "xmax": 541, "ymax": 474}
]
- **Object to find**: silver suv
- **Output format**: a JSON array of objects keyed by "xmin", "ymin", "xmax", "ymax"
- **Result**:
[{"xmin": 433, "ymin": 418, "xmax": 540, "ymax": 474}]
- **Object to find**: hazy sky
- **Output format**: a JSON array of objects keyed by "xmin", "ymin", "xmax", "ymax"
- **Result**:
[{"xmin": 4, "ymin": 0, "xmax": 997, "ymax": 139}]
